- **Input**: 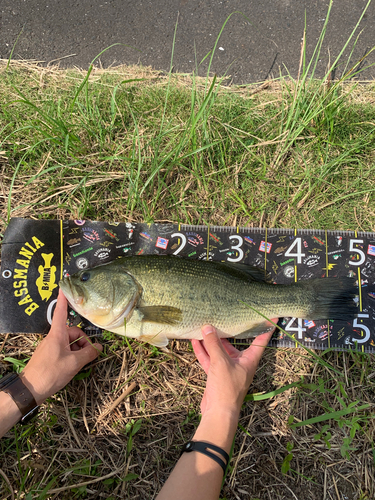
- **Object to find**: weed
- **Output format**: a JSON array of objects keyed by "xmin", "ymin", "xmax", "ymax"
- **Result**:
[{"xmin": 281, "ymin": 441, "xmax": 294, "ymax": 474}]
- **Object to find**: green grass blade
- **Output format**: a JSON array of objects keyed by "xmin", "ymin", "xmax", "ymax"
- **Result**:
[
  {"xmin": 290, "ymin": 404, "xmax": 371, "ymax": 429},
  {"xmin": 244, "ymin": 381, "xmax": 303, "ymax": 402}
]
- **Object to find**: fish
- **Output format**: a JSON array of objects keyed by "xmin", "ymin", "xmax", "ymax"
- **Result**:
[{"xmin": 59, "ymin": 255, "xmax": 357, "ymax": 347}]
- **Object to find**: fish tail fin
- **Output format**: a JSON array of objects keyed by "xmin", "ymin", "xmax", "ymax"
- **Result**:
[{"xmin": 298, "ymin": 277, "xmax": 357, "ymax": 321}]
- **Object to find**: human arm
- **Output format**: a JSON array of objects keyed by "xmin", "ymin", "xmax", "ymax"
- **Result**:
[
  {"xmin": 156, "ymin": 323, "xmax": 276, "ymax": 500},
  {"xmin": 0, "ymin": 289, "xmax": 102, "ymax": 438}
]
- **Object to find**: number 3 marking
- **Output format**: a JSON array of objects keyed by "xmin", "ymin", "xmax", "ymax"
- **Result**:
[{"xmin": 227, "ymin": 235, "xmax": 244, "ymax": 263}]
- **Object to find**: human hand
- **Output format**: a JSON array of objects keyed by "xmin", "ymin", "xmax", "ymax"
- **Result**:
[
  {"xmin": 191, "ymin": 323, "xmax": 276, "ymax": 419},
  {"xmin": 21, "ymin": 289, "xmax": 103, "ymax": 404}
]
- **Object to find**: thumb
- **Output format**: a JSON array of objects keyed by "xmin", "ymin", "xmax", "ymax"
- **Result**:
[{"xmin": 201, "ymin": 325, "xmax": 227, "ymax": 361}]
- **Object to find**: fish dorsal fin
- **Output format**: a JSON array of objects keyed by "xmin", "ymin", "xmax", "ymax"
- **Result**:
[
  {"xmin": 138, "ymin": 306, "xmax": 183, "ymax": 325},
  {"xmin": 139, "ymin": 332, "xmax": 169, "ymax": 348},
  {"xmin": 215, "ymin": 262, "xmax": 271, "ymax": 283}
]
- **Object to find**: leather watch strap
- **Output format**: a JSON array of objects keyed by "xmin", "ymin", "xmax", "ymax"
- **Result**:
[{"xmin": 0, "ymin": 372, "xmax": 38, "ymax": 417}]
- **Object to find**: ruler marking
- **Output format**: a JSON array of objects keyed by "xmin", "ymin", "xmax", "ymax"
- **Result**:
[
  {"xmin": 207, "ymin": 224, "xmax": 210, "ymax": 260},
  {"xmin": 60, "ymin": 219, "xmax": 64, "ymax": 280},
  {"xmin": 265, "ymin": 227, "xmax": 267, "ymax": 272},
  {"xmin": 325, "ymin": 230, "xmax": 330, "ymax": 349},
  {"xmin": 354, "ymin": 230, "xmax": 364, "ymax": 353},
  {"xmin": 294, "ymin": 229, "xmax": 298, "ymax": 348}
]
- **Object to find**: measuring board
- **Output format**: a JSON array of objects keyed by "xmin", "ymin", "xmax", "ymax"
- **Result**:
[{"xmin": 1, "ymin": 218, "xmax": 374, "ymax": 353}]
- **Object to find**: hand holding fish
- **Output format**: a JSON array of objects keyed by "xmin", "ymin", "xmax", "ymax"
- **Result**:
[
  {"xmin": 21, "ymin": 290, "xmax": 103, "ymax": 404},
  {"xmin": 157, "ymin": 323, "xmax": 275, "ymax": 500},
  {"xmin": 0, "ymin": 290, "xmax": 103, "ymax": 438},
  {"xmin": 192, "ymin": 323, "xmax": 276, "ymax": 419}
]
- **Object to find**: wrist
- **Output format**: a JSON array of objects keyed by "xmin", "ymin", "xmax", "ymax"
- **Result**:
[
  {"xmin": 203, "ymin": 404, "xmax": 241, "ymax": 424},
  {"xmin": 0, "ymin": 391, "xmax": 23, "ymax": 437},
  {"xmin": 0, "ymin": 373, "xmax": 40, "ymax": 436},
  {"xmin": 194, "ymin": 409, "xmax": 239, "ymax": 454},
  {"xmin": 20, "ymin": 369, "xmax": 47, "ymax": 405}
]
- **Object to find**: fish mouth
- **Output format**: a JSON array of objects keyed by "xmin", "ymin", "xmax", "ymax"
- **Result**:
[
  {"xmin": 59, "ymin": 277, "xmax": 85, "ymax": 310},
  {"xmin": 59, "ymin": 275, "xmax": 140, "ymax": 330},
  {"xmin": 59, "ymin": 277, "xmax": 71, "ymax": 300}
]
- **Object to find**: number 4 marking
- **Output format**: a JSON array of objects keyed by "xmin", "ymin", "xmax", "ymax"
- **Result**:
[
  {"xmin": 284, "ymin": 238, "xmax": 305, "ymax": 264},
  {"xmin": 285, "ymin": 317, "xmax": 306, "ymax": 339}
]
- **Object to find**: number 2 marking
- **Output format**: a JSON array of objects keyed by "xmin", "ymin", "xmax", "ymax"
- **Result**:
[{"xmin": 171, "ymin": 232, "xmax": 187, "ymax": 255}]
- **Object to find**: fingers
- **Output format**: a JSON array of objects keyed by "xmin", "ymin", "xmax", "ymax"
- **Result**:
[
  {"xmin": 221, "ymin": 338, "xmax": 241, "ymax": 358},
  {"xmin": 193, "ymin": 326, "xmax": 244, "ymax": 370},
  {"xmin": 67, "ymin": 327, "xmax": 103, "ymax": 354},
  {"xmin": 68, "ymin": 327, "xmax": 91, "ymax": 347},
  {"xmin": 75, "ymin": 342, "xmax": 103, "ymax": 366},
  {"xmin": 242, "ymin": 329, "xmax": 274, "ymax": 365},
  {"xmin": 191, "ymin": 339, "xmax": 210, "ymax": 374},
  {"xmin": 201, "ymin": 325, "xmax": 227, "ymax": 361},
  {"xmin": 51, "ymin": 289, "xmax": 68, "ymax": 331}
]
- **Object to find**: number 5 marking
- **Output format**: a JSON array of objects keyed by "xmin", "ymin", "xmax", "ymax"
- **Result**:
[
  {"xmin": 349, "ymin": 239, "xmax": 365, "ymax": 266},
  {"xmin": 171, "ymin": 233, "xmax": 187, "ymax": 255},
  {"xmin": 227, "ymin": 235, "xmax": 244, "ymax": 263},
  {"xmin": 352, "ymin": 314, "xmax": 370, "ymax": 344}
]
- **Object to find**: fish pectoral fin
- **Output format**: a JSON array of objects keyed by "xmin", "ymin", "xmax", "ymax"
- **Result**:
[
  {"xmin": 138, "ymin": 306, "xmax": 182, "ymax": 325},
  {"xmin": 235, "ymin": 320, "xmax": 277, "ymax": 339},
  {"xmin": 139, "ymin": 332, "xmax": 169, "ymax": 348}
]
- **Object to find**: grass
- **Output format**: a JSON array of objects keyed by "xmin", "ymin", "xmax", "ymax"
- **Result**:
[
  {"xmin": 1, "ymin": 3, "xmax": 375, "ymax": 498},
  {"xmin": 1, "ymin": 58, "xmax": 375, "ymax": 230}
]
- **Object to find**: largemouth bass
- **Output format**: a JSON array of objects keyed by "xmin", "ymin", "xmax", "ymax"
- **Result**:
[{"xmin": 59, "ymin": 255, "xmax": 357, "ymax": 347}]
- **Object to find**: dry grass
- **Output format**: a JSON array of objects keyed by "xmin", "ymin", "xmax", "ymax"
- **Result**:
[{"xmin": 1, "ymin": 332, "xmax": 374, "ymax": 499}]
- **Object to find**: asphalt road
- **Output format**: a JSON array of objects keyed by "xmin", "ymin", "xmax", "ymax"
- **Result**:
[{"xmin": 1, "ymin": 0, "xmax": 375, "ymax": 83}]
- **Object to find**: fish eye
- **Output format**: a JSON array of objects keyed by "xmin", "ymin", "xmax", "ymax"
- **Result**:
[{"xmin": 80, "ymin": 272, "xmax": 90, "ymax": 282}]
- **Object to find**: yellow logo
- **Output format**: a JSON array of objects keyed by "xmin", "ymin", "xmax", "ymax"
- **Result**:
[
  {"xmin": 323, "ymin": 263, "xmax": 337, "ymax": 272},
  {"xmin": 36, "ymin": 253, "xmax": 58, "ymax": 301}
]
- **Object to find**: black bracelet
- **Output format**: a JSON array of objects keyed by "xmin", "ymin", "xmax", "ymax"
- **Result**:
[{"xmin": 180, "ymin": 441, "xmax": 229, "ymax": 474}]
